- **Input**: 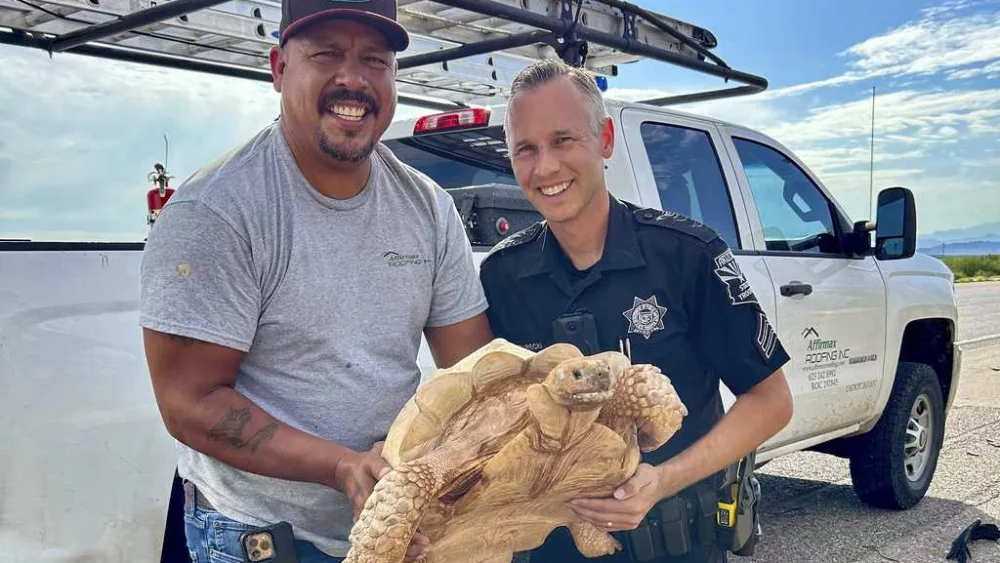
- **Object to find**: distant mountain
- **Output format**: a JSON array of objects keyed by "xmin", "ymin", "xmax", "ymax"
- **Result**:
[
  {"xmin": 918, "ymin": 240, "xmax": 1000, "ymax": 256},
  {"xmin": 918, "ymin": 222, "xmax": 1000, "ymax": 256}
]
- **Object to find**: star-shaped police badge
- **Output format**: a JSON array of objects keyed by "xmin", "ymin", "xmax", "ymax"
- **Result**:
[{"xmin": 622, "ymin": 295, "xmax": 667, "ymax": 339}]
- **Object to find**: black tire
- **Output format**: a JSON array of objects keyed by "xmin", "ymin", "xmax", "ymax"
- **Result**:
[{"xmin": 848, "ymin": 362, "xmax": 945, "ymax": 510}]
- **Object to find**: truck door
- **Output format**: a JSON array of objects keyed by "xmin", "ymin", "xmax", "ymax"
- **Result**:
[
  {"xmin": 619, "ymin": 108, "xmax": 780, "ymax": 414},
  {"xmin": 721, "ymin": 129, "xmax": 888, "ymax": 447}
]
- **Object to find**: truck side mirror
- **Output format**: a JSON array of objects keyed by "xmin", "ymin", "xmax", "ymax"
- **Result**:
[
  {"xmin": 875, "ymin": 187, "xmax": 917, "ymax": 260},
  {"xmin": 845, "ymin": 220, "xmax": 876, "ymax": 257}
]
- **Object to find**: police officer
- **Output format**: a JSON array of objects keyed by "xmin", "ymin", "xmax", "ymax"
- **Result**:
[{"xmin": 478, "ymin": 59, "xmax": 794, "ymax": 563}]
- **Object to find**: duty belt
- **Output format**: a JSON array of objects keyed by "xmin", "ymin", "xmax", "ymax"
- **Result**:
[
  {"xmin": 622, "ymin": 475, "xmax": 721, "ymax": 561},
  {"xmin": 620, "ymin": 457, "xmax": 762, "ymax": 561}
]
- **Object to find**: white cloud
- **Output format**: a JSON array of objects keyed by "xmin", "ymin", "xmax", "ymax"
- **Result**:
[
  {"xmin": 604, "ymin": 87, "xmax": 785, "ymax": 133},
  {"xmin": 604, "ymin": 88, "xmax": 681, "ymax": 102},
  {"xmin": 762, "ymin": 1, "xmax": 1000, "ymax": 98},
  {"xmin": 762, "ymin": 72, "xmax": 875, "ymax": 100},
  {"xmin": 846, "ymin": 15, "xmax": 999, "ymax": 76},
  {"xmin": 762, "ymin": 89, "xmax": 1000, "ymax": 146},
  {"xmin": 921, "ymin": 0, "xmax": 979, "ymax": 17},
  {"xmin": 947, "ymin": 60, "xmax": 1000, "ymax": 80},
  {"xmin": 792, "ymin": 147, "xmax": 925, "ymax": 174},
  {"xmin": 936, "ymin": 126, "xmax": 960, "ymax": 138}
]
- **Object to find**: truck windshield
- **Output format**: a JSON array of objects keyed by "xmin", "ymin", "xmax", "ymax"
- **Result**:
[{"xmin": 383, "ymin": 126, "xmax": 517, "ymax": 189}]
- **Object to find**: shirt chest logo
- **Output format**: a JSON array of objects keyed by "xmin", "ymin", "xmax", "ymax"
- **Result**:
[
  {"xmin": 383, "ymin": 251, "xmax": 431, "ymax": 267},
  {"xmin": 622, "ymin": 295, "xmax": 667, "ymax": 339}
]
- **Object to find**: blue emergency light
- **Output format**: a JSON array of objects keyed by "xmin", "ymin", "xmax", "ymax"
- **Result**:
[{"xmin": 594, "ymin": 75, "xmax": 609, "ymax": 92}]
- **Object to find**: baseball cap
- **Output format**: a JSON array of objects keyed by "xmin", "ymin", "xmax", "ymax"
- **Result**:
[{"xmin": 278, "ymin": 0, "xmax": 409, "ymax": 51}]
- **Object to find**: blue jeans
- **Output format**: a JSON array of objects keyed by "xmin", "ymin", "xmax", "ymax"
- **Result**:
[{"xmin": 183, "ymin": 503, "xmax": 344, "ymax": 563}]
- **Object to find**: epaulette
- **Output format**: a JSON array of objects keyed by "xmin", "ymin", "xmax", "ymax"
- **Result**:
[
  {"xmin": 482, "ymin": 221, "xmax": 545, "ymax": 262},
  {"xmin": 633, "ymin": 207, "xmax": 719, "ymax": 244}
]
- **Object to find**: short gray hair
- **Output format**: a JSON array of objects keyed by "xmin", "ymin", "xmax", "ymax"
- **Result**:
[{"xmin": 503, "ymin": 58, "xmax": 609, "ymax": 143}]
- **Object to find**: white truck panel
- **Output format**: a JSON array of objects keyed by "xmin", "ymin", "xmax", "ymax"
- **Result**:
[
  {"xmin": 0, "ymin": 249, "xmax": 175, "ymax": 562},
  {"xmin": 760, "ymin": 254, "xmax": 888, "ymax": 449},
  {"xmin": 871, "ymin": 253, "xmax": 961, "ymax": 423}
]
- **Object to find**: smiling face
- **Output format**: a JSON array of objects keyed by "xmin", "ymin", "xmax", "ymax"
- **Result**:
[
  {"xmin": 505, "ymin": 75, "xmax": 614, "ymax": 226},
  {"xmin": 270, "ymin": 18, "xmax": 397, "ymax": 167}
]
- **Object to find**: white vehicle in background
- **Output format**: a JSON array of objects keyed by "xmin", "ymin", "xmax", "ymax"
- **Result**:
[{"xmin": 0, "ymin": 0, "xmax": 961, "ymax": 561}]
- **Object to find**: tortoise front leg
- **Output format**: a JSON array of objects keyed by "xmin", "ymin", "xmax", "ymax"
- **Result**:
[
  {"xmin": 568, "ymin": 521, "xmax": 623, "ymax": 557},
  {"xmin": 345, "ymin": 459, "xmax": 444, "ymax": 563},
  {"xmin": 600, "ymin": 364, "xmax": 688, "ymax": 452}
]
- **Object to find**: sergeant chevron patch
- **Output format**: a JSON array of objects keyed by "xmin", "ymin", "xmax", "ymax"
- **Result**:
[{"xmin": 756, "ymin": 311, "xmax": 778, "ymax": 360}]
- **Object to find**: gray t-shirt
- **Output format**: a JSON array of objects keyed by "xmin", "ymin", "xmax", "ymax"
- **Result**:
[{"xmin": 139, "ymin": 121, "xmax": 488, "ymax": 556}]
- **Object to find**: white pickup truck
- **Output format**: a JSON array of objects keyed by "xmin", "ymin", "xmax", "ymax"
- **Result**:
[{"xmin": 0, "ymin": 98, "xmax": 962, "ymax": 562}]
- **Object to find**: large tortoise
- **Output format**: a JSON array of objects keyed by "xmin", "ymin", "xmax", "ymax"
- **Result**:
[{"xmin": 344, "ymin": 339, "xmax": 688, "ymax": 563}]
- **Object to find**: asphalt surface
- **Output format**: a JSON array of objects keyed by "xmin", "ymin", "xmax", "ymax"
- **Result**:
[
  {"xmin": 956, "ymin": 281, "xmax": 1000, "ymax": 342},
  {"xmin": 730, "ymin": 282, "xmax": 1000, "ymax": 563}
]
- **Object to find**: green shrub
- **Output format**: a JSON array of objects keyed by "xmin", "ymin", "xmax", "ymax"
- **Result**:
[{"xmin": 938, "ymin": 255, "xmax": 1000, "ymax": 281}]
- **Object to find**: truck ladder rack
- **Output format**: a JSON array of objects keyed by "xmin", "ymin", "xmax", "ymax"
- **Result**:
[{"xmin": 0, "ymin": 0, "xmax": 768, "ymax": 109}]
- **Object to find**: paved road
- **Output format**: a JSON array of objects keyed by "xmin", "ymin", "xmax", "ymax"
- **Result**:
[
  {"xmin": 730, "ymin": 282, "xmax": 1000, "ymax": 563},
  {"xmin": 956, "ymin": 281, "xmax": 1000, "ymax": 342}
]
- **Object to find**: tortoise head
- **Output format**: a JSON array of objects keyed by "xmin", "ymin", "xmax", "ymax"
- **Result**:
[{"xmin": 543, "ymin": 356, "xmax": 616, "ymax": 409}]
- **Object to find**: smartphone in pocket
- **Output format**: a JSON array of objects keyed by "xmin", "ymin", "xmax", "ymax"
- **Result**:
[{"xmin": 240, "ymin": 521, "xmax": 299, "ymax": 563}]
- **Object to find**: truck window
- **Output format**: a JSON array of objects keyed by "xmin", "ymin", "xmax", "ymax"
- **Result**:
[
  {"xmin": 731, "ymin": 138, "xmax": 842, "ymax": 254},
  {"xmin": 383, "ymin": 127, "xmax": 517, "ymax": 189},
  {"xmin": 638, "ymin": 122, "xmax": 740, "ymax": 248}
]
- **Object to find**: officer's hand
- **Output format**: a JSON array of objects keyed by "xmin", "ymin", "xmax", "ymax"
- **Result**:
[
  {"xmin": 567, "ymin": 463, "xmax": 668, "ymax": 532},
  {"xmin": 333, "ymin": 441, "xmax": 432, "ymax": 560}
]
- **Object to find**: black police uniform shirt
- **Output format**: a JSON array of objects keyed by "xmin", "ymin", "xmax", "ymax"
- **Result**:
[{"xmin": 478, "ymin": 196, "xmax": 791, "ymax": 466}]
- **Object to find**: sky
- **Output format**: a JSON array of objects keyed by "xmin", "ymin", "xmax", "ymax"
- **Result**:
[{"xmin": 0, "ymin": 0, "xmax": 998, "ymax": 242}]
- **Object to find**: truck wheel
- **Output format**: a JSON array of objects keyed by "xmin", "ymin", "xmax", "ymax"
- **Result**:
[{"xmin": 849, "ymin": 362, "xmax": 944, "ymax": 510}]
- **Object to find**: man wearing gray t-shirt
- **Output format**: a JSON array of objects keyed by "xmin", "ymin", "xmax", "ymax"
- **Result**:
[{"xmin": 139, "ymin": 1, "xmax": 493, "ymax": 561}]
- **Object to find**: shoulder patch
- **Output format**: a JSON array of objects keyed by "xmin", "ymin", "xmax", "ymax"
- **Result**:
[
  {"xmin": 483, "ymin": 222, "xmax": 545, "ymax": 262},
  {"xmin": 633, "ymin": 208, "xmax": 719, "ymax": 244},
  {"xmin": 712, "ymin": 247, "xmax": 759, "ymax": 306}
]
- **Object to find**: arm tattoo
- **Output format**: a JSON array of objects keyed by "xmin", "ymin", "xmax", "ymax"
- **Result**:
[
  {"xmin": 208, "ymin": 407, "xmax": 252, "ymax": 446},
  {"xmin": 208, "ymin": 407, "xmax": 279, "ymax": 454},
  {"xmin": 244, "ymin": 423, "xmax": 278, "ymax": 453}
]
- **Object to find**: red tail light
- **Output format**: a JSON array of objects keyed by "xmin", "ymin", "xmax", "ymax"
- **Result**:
[
  {"xmin": 414, "ymin": 108, "xmax": 491, "ymax": 134},
  {"xmin": 495, "ymin": 217, "xmax": 510, "ymax": 235}
]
